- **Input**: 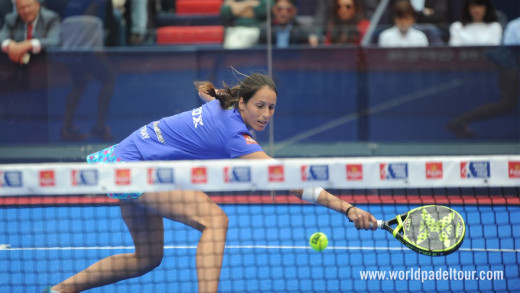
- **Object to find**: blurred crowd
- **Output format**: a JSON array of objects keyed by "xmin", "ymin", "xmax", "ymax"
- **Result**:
[
  {"xmin": 1, "ymin": 0, "xmax": 519, "ymax": 53},
  {"xmin": 0, "ymin": 0, "xmax": 518, "ymax": 142}
]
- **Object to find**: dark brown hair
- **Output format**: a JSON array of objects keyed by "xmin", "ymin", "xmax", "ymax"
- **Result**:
[
  {"xmin": 195, "ymin": 70, "xmax": 277, "ymax": 109},
  {"xmin": 460, "ymin": 0, "xmax": 497, "ymax": 25},
  {"xmin": 394, "ymin": 0, "xmax": 416, "ymax": 20},
  {"xmin": 332, "ymin": 0, "xmax": 366, "ymax": 24}
]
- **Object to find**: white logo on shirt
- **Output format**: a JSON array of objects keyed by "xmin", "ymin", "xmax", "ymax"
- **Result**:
[
  {"xmin": 192, "ymin": 107, "xmax": 204, "ymax": 128},
  {"xmin": 140, "ymin": 125, "xmax": 150, "ymax": 139}
]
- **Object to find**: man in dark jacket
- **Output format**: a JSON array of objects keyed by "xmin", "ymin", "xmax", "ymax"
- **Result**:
[{"xmin": 258, "ymin": 0, "xmax": 309, "ymax": 47}]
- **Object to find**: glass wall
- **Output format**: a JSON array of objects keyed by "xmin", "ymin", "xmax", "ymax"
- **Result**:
[{"xmin": 0, "ymin": 0, "xmax": 519, "ymax": 161}]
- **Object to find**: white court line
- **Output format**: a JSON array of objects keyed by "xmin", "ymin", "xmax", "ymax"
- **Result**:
[
  {"xmin": 273, "ymin": 79, "xmax": 464, "ymax": 152},
  {"xmin": 1, "ymin": 244, "xmax": 519, "ymax": 253}
]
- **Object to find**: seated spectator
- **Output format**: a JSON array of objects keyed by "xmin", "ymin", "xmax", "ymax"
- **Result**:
[
  {"xmin": 503, "ymin": 17, "xmax": 520, "ymax": 46},
  {"xmin": 411, "ymin": 0, "xmax": 448, "ymax": 25},
  {"xmin": 449, "ymin": 0, "xmax": 502, "ymax": 46},
  {"xmin": 325, "ymin": 0, "xmax": 370, "ymax": 45},
  {"xmin": 409, "ymin": 0, "xmax": 449, "ymax": 44},
  {"xmin": 258, "ymin": 0, "xmax": 309, "ymax": 48},
  {"xmin": 220, "ymin": 0, "xmax": 273, "ymax": 49},
  {"xmin": 0, "ymin": 0, "xmax": 60, "ymax": 64},
  {"xmin": 378, "ymin": 0, "xmax": 428, "ymax": 47},
  {"xmin": 308, "ymin": 0, "xmax": 379, "ymax": 46}
]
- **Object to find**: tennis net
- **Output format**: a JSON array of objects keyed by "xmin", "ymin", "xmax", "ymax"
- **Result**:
[{"xmin": 1, "ymin": 155, "xmax": 519, "ymax": 292}]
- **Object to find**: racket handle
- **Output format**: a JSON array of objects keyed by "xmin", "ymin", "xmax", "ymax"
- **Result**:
[{"xmin": 370, "ymin": 220, "xmax": 384, "ymax": 229}]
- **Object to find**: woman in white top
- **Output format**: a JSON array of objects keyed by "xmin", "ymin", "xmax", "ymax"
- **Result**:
[
  {"xmin": 449, "ymin": 0, "xmax": 502, "ymax": 46},
  {"xmin": 378, "ymin": 0, "xmax": 429, "ymax": 47}
]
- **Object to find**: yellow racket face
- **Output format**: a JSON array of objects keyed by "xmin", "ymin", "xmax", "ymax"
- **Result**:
[{"xmin": 400, "ymin": 205, "xmax": 466, "ymax": 256}]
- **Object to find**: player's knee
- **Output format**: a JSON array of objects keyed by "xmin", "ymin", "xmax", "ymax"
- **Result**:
[
  {"xmin": 135, "ymin": 253, "xmax": 163, "ymax": 275},
  {"xmin": 204, "ymin": 206, "xmax": 229, "ymax": 231}
]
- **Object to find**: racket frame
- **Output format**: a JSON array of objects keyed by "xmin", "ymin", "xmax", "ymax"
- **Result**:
[{"xmin": 379, "ymin": 205, "xmax": 466, "ymax": 256}]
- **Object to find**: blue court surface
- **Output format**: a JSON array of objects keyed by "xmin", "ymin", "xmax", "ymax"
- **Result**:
[{"xmin": 1, "ymin": 203, "xmax": 519, "ymax": 292}]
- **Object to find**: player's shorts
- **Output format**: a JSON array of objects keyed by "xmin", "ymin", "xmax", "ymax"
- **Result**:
[{"xmin": 86, "ymin": 144, "xmax": 142, "ymax": 199}]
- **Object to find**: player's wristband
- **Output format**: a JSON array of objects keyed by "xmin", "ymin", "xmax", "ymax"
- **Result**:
[
  {"xmin": 301, "ymin": 187, "xmax": 324, "ymax": 204},
  {"xmin": 345, "ymin": 204, "xmax": 355, "ymax": 222}
]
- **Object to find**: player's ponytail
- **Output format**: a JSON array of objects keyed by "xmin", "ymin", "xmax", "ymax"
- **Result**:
[{"xmin": 194, "ymin": 70, "xmax": 276, "ymax": 110}]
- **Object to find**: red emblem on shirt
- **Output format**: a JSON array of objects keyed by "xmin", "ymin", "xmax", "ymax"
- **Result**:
[{"xmin": 243, "ymin": 134, "xmax": 258, "ymax": 145}]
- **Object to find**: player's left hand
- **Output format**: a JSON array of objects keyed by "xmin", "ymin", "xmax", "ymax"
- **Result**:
[{"xmin": 347, "ymin": 207, "xmax": 377, "ymax": 231}]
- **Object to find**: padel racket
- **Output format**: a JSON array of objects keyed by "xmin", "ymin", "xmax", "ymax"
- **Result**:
[{"xmin": 374, "ymin": 205, "xmax": 466, "ymax": 256}]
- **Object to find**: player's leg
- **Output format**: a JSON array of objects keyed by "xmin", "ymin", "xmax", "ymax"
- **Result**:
[
  {"xmin": 135, "ymin": 190, "xmax": 229, "ymax": 293},
  {"xmin": 51, "ymin": 200, "xmax": 164, "ymax": 293},
  {"xmin": 447, "ymin": 68, "xmax": 519, "ymax": 138}
]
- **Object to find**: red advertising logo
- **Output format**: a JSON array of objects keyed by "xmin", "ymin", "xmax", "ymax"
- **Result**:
[
  {"xmin": 191, "ymin": 167, "xmax": 207, "ymax": 184},
  {"xmin": 268, "ymin": 165, "xmax": 284, "ymax": 182},
  {"xmin": 346, "ymin": 164, "xmax": 363, "ymax": 181},
  {"xmin": 509, "ymin": 161, "xmax": 520, "ymax": 178},
  {"xmin": 39, "ymin": 170, "xmax": 55, "ymax": 187},
  {"xmin": 115, "ymin": 169, "xmax": 131, "ymax": 185},
  {"xmin": 426, "ymin": 162, "xmax": 443, "ymax": 179}
]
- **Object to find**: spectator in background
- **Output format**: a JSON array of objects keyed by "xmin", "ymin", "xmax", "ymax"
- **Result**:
[
  {"xmin": 409, "ymin": 0, "xmax": 449, "ymax": 44},
  {"xmin": 128, "ymin": 0, "xmax": 149, "ymax": 45},
  {"xmin": 107, "ymin": 0, "xmax": 149, "ymax": 46},
  {"xmin": 378, "ymin": 0, "xmax": 428, "ymax": 47},
  {"xmin": 410, "ymin": 0, "xmax": 448, "ymax": 25},
  {"xmin": 258, "ymin": 0, "xmax": 309, "ymax": 48},
  {"xmin": 446, "ymin": 16, "xmax": 520, "ymax": 138},
  {"xmin": 449, "ymin": 0, "xmax": 502, "ymax": 46},
  {"xmin": 309, "ymin": 0, "xmax": 379, "ymax": 46},
  {"xmin": 325, "ymin": 0, "xmax": 370, "ymax": 45},
  {"xmin": 220, "ymin": 0, "xmax": 273, "ymax": 49},
  {"xmin": 503, "ymin": 17, "xmax": 520, "ymax": 46},
  {"xmin": 0, "ymin": 0, "xmax": 60, "ymax": 64}
]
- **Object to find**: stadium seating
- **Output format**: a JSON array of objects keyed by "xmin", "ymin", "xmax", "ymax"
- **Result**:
[
  {"xmin": 175, "ymin": 0, "xmax": 222, "ymax": 15},
  {"xmin": 156, "ymin": 25, "xmax": 224, "ymax": 45},
  {"xmin": 155, "ymin": 0, "xmax": 223, "ymax": 45}
]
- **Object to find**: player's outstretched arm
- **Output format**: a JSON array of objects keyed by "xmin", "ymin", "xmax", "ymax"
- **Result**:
[
  {"xmin": 292, "ymin": 188, "xmax": 377, "ymax": 231},
  {"xmin": 239, "ymin": 152, "xmax": 377, "ymax": 230}
]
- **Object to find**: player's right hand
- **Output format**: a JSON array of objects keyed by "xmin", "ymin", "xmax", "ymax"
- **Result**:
[{"xmin": 347, "ymin": 207, "xmax": 378, "ymax": 231}]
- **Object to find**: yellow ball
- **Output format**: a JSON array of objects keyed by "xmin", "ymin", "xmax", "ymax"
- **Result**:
[{"xmin": 309, "ymin": 232, "xmax": 328, "ymax": 251}]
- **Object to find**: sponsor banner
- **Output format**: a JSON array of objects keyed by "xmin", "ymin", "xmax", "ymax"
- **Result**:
[
  {"xmin": 380, "ymin": 163, "xmax": 408, "ymax": 180},
  {"xmin": 301, "ymin": 165, "xmax": 329, "ymax": 181},
  {"xmin": 509, "ymin": 161, "xmax": 520, "ymax": 179},
  {"xmin": 191, "ymin": 167, "xmax": 207, "ymax": 184},
  {"xmin": 224, "ymin": 166, "xmax": 251, "ymax": 183},
  {"xmin": 346, "ymin": 164, "xmax": 363, "ymax": 181},
  {"xmin": 148, "ymin": 168, "xmax": 174, "ymax": 184},
  {"xmin": 460, "ymin": 161, "xmax": 490, "ymax": 179},
  {"xmin": 425, "ymin": 162, "xmax": 443, "ymax": 180},
  {"xmin": 39, "ymin": 170, "xmax": 55, "ymax": 187},
  {"xmin": 0, "ymin": 156, "xmax": 518, "ymax": 196},
  {"xmin": 0, "ymin": 171, "xmax": 23, "ymax": 187},
  {"xmin": 72, "ymin": 169, "xmax": 98, "ymax": 186},
  {"xmin": 115, "ymin": 168, "xmax": 131, "ymax": 185},
  {"xmin": 268, "ymin": 165, "xmax": 285, "ymax": 183}
]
